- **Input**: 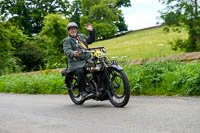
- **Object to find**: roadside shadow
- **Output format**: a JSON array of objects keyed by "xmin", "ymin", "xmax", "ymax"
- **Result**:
[
  {"xmin": 65, "ymin": 101, "xmax": 130, "ymax": 109},
  {"xmin": 67, "ymin": 102, "xmax": 113, "ymax": 109}
]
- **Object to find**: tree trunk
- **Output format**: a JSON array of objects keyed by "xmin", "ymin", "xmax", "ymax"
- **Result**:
[{"xmin": 194, "ymin": 0, "xmax": 198, "ymax": 17}]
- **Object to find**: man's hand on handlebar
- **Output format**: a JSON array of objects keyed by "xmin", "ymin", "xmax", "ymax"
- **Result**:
[
  {"xmin": 74, "ymin": 49, "xmax": 96, "ymax": 57},
  {"xmin": 74, "ymin": 51, "xmax": 79, "ymax": 57}
]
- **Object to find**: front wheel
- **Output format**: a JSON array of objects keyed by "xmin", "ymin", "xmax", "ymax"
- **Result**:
[
  {"xmin": 108, "ymin": 70, "xmax": 130, "ymax": 107},
  {"xmin": 68, "ymin": 77, "xmax": 85, "ymax": 105}
]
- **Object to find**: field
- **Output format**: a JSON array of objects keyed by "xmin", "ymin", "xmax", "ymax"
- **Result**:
[{"xmin": 91, "ymin": 26, "xmax": 187, "ymax": 60}]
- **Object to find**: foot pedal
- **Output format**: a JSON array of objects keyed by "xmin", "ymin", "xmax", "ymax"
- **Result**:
[{"xmin": 81, "ymin": 93, "xmax": 93, "ymax": 100}]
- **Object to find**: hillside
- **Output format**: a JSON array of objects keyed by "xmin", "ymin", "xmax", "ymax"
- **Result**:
[{"xmin": 91, "ymin": 26, "xmax": 188, "ymax": 60}]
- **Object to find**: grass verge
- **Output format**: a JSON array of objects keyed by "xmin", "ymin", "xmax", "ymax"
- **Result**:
[
  {"xmin": 0, "ymin": 71, "xmax": 67, "ymax": 94},
  {"xmin": 1, "ymin": 61, "xmax": 200, "ymax": 96}
]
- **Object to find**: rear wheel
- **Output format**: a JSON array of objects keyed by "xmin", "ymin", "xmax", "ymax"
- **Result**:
[
  {"xmin": 68, "ymin": 77, "xmax": 85, "ymax": 105},
  {"xmin": 108, "ymin": 70, "xmax": 130, "ymax": 107}
]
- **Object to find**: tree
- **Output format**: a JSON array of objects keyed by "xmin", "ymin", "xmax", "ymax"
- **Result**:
[
  {"xmin": 2, "ymin": 22, "xmax": 27, "ymax": 50},
  {"xmin": 16, "ymin": 42, "xmax": 46, "ymax": 71},
  {"xmin": 39, "ymin": 13, "xmax": 69, "ymax": 53},
  {"xmin": 69, "ymin": 0, "xmax": 82, "ymax": 29},
  {"xmin": 0, "ymin": 0, "xmax": 70, "ymax": 36},
  {"xmin": 38, "ymin": 13, "xmax": 69, "ymax": 68},
  {"xmin": 0, "ymin": 22, "xmax": 26, "ymax": 75},
  {"xmin": 115, "ymin": 15, "xmax": 128, "ymax": 32},
  {"xmin": 116, "ymin": 0, "xmax": 131, "ymax": 7},
  {"xmin": 0, "ymin": 23, "xmax": 12, "ymax": 75},
  {"xmin": 159, "ymin": 0, "xmax": 200, "ymax": 52},
  {"xmin": 115, "ymin": 0, "xmax": 131, "ymax": 32},
  {"xmin": 80, "ymin": 0, "xmax": 124, "ymax": 39},
  {"xmin": 68, "ymin": 0, "xmax": 131, "ymax": 38}
]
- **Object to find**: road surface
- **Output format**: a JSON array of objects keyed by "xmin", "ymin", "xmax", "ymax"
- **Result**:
[{"xmin": 0, "ymin": 94, "xmax": 200, "ymax": 133}]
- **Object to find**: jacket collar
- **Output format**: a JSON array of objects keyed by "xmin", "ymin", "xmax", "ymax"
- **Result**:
[{"xmin": 69, "ymin": 35, "xmax": 79, "ymax": 44}]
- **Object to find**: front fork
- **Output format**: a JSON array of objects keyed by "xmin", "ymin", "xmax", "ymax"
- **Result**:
[{"xmin": 99, "ymin": 58, "xmax": 112, "ymax": 91}]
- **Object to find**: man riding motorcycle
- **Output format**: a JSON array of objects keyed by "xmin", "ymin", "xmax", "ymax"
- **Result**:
[{"xmin": 63, "ymin": 22, "xmax": 95, "ymax": 98}]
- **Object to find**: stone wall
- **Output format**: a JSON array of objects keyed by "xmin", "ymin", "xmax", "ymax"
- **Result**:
[{"xmin": 129, "ymin": 52, "xmax": 200, "ymax": 65}]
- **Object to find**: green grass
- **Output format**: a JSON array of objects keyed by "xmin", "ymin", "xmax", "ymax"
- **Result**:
[
  {"xmin": 91, "ymin": 26, "xmax": 187, "ymax": 60},
  {"xmin": 1, "ymin": 61, "xmax": 200, "ymax": 96},
  {"xmin": 0, "ymin": 71, "xmax": 67, "ymax": 94},
  {"xmin": 125, "ymin": 61, "xmax": 200, "ymax": 96}
]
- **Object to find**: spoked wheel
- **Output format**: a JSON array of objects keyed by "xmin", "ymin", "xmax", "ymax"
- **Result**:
[
  {"xmin": 108, "ymin": 70, "xmax": 130, "ymax": 107},
  {"xmin": 68, "ymin": 77, "xmax": 85, "ymax": 105}
]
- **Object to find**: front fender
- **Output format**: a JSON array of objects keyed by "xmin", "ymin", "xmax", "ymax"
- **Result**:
[{"xmin": 108, "ymin": 64, "xmax": 123, "ymax": 71}]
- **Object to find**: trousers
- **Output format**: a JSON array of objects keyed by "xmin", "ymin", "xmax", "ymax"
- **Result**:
[{"xmin": 75, "ymin": 68, "xmax": 86, "ymax": 92}]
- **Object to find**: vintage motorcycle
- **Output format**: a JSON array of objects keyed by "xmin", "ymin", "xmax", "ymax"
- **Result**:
[{"xmin": 62, "ymin": 47, "xmax": 130, "ymax": 107}]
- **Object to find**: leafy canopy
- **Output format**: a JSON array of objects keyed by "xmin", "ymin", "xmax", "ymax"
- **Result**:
[
  {"xmin": 159, "ymin": 0, "xmax": 200, "ymax": 51},
  {"xmin": 0, "ymin": 0, "xmax": 70, "ymax": 36},
  {"xmin": 69, "ymin": 0, "xmax": 82, "ymax": 29},
  {"xmin": 39, "ymin": 13, "xmax": 69, "ymax": 53},
  {"xmin": 0, "ymin": 22, "xmax": 26, "ymax": 75},
  {"xmin": 80, "ymin": 0, "xmax": 129, "ymax": 39},
  {"xmin": 37, "ymin": 13, "xmax": 69, "ymax": 68}
]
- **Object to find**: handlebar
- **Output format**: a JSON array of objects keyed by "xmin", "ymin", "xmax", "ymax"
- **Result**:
[
  {"xmin": 88, "ymin": 47, "xmax": 105, "ymax": 51},
  {"xmin": 74, "ymin": 47, "xmax": 106, "ymax": 61},
  {"xmin": 78, "ymin": 49, "xmax": 93, "ymax": 54},
  {"xmin": 78, "ymin": 47, "xmax": 106, "ymax": 54}
]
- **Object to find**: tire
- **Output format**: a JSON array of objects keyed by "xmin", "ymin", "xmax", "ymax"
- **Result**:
[
  {"xmin": 108, "ymin": 70, "xmax": 130, "ymax": 107},
  {"xmin": 68, "ymin": 77, "xmax": 85, "ymax": 105}
]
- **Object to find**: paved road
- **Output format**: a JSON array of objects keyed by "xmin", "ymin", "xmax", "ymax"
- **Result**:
[{"xmin": 0, "ymin": 94, "xmax": 200, "ymax": 133}]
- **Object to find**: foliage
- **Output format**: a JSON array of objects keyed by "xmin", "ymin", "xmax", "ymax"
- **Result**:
[
  {"xmin": 114, "ymin": 0, "xmax": 130, "ymax": 32},
  {"xmin": 172, "ymin": 63, "xmax": 200, "ymax": 95},
  {"xmin": 69, "ymin": 0, "xmax": 82, "ymax": 29},
  {"xmin": 116, "ymin": 0, "xmax": 131, "ymax": 7},
  {"xmin": 80, "ymin": 0, "xmax": 129, "ymax": 39},
  {"xmin": 92, "ymin": 22, "xmax": 118, "ymax": 39},
  {"xmin": 1, "ymin": 61, "xmax": 200, "ymax": 96},
  {"xmin": 39, "ymin": 14, "xmax": 69, "ymax": 53},
  {"xmin": 0, "ymin": 0, "xmax": 70, "ymax": 36},
  {"xmin": 0, "ymin": 71, "xmax": 66, "ymax": 94},
  {"xmin": 159, "ymin": 0, "xmax": 200, "ymax": 52},
  {"xmin": 0, "ymin": 23, "xmax": 12, "ymax": 75},
  {"xmin": 125, "ymin": 61, "xmax": 200, "ymax": 96},
  {"xmin": 0, "ymin": 22, "xmax": 26, "ymax": 75},
  {"xmin": 0, "ymin": 0, "xmax": 130, "ymax": 37},
  {"xmin": 0, "ymin": 0, "xmax": 132, "ymax": 74},
  {"xmin": 15, "ymin": 43, "xmax": 46, "ymax": 72},
  {"xmin": 2, "ymin": 22, "xmax": 27, "ymax": 49},
  {"xmin": 38, "ymin": 13, "xmax": 69, "ymax": 69},
  {"xmin": 115, "ymin": 15, "xmax": 128, "ymax": 32},
  {"xmin": 126, "ymin": 61, "xmax": 181, "ymax": 95},
  {"xmin": 0, "ymin": 23, "xmax": 187, "ymax": 75}
]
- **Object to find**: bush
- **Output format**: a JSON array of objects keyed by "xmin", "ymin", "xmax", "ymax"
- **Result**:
[
  {"xmin": 0, "ymin": 22, "xmax": 26, "ymax": 75},
  {"xmin": 125, "ymin": 60, "xmax": 200, "ymax": 96},
  {"xmin": 39, "ymin": 13, "xmax": 69, "ymax": 54},
  {"xmin": 0, "ymin": 29, "xmax": 12, "ymax": 75},
  {"xmin": 92, "ymin": 22, "xmax": 118, "ymax": 39},
  {"xmin": 1, "ymin": 61, "xmax": 200, "ymax": 96},
  {"xmin": 16, "ymin": 43, "xmax": 46, "ymax": 71},
  {"xmin": 0, "ymin": 23, "xmax": 22, "ymax": 75},
  {"xmin": 172, "ymin": 63, "xmax": 200, "ymax": 95},
  {"xmin": 36, "ymin": 13, "xmax": 69, "ymax": 69},
  {"xmin": 0, "ymin": 71, "xmax": 66, "ymax": 94}
]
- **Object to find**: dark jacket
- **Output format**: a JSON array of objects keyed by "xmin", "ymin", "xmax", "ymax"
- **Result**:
[{"xmin": 63, "ymin": 30, "xmax": 95, "ymax": 73}]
